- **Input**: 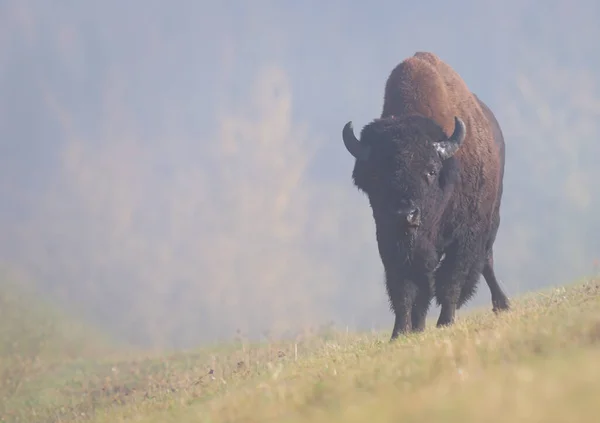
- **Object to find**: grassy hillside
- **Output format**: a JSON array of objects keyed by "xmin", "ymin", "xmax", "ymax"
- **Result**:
[
  {"xmin": 2, "ymin": 276, "xmax": 600, "ymax": 423},
  {"xmin": 0, "ymin": 273, "xmax": 117, "ymax": 420}
]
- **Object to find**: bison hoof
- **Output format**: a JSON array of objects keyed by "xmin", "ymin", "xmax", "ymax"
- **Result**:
[{"xmin": 492, "ymin": 297, "xmax": 511, "ymax": 313}]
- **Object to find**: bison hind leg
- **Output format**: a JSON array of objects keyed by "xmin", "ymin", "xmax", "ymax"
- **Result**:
[{"xmin": 482, "ymin": 250, "xmax": 511, "ymax": 313}]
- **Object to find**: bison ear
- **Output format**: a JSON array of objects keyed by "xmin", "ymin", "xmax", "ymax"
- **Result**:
[
  {"xmin": 433, "ymin": 116, "xmax": 466, "ymax": 160},
  {"xmin": 342, "ymin": 121, "xmax": 371, "ymax": 161}
]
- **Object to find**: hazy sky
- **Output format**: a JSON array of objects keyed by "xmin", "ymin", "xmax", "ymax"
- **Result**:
[{"xmin": 1, "ymin": 0, "xmax": 599, "ymax": 348}]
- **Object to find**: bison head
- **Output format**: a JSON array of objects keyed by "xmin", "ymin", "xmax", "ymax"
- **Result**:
[{"xmin": 342, "ymin": 115, "xmax": 466, "ymax": 265}]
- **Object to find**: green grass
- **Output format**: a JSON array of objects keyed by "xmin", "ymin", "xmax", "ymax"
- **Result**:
[{"xmin": 2, "ymin": 276, "xmax": 600, "ymax": 423}]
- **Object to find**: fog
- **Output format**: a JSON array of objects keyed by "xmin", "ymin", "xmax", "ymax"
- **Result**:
[{"xmin": 1, "ymin": 0, "xmax": 599, "ymax": 349}]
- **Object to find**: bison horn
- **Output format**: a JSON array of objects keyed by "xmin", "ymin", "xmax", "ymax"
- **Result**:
[
  {"xmin": 433, "ymin": 116, "xmax": 466, "ymax": 160},
  {"xmin": 342, "ymin": 121, "xmax": 371, "ymax": 161}
]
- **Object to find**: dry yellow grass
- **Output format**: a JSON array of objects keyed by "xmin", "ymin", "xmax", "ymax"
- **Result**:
[{"xmin": 2, "ymin": 278, "xmax": 600, "ymax": 423}]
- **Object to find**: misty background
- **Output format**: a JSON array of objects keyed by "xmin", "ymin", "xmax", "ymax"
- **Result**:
[{"xmin": 1, "ymin": 0, "xmax": 599, "ymax": 349}]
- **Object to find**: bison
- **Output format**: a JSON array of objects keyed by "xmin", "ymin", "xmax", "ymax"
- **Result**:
[{"xmin": 341, "ymin": 52, "xmax": 510, "ymax": 340}]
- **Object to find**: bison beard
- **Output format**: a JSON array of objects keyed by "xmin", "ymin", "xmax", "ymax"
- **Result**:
[{"xmin": 341, "ymin": 51, "xmax": 511, "ymax": 341}]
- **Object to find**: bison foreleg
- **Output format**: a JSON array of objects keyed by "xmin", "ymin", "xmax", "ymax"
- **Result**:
[
  {"xmin": 434, "ymin": 241, "xmax": 474, "ymax": 328},
  {"xmin": 436, "ymin": 298, "xmax": 459, "ymax": 328},
  {"xmin": 387, "ymin": 278, "xmax": 418, "ymax": 341},
  {"xmin": 411, "ymin": 278, "xmax": 434, "ymax": 332}
]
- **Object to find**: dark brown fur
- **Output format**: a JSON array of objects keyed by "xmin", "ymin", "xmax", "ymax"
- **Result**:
[{"xmin": 341, "ymin": 52, "xmax": 510, "ymax": 340}]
